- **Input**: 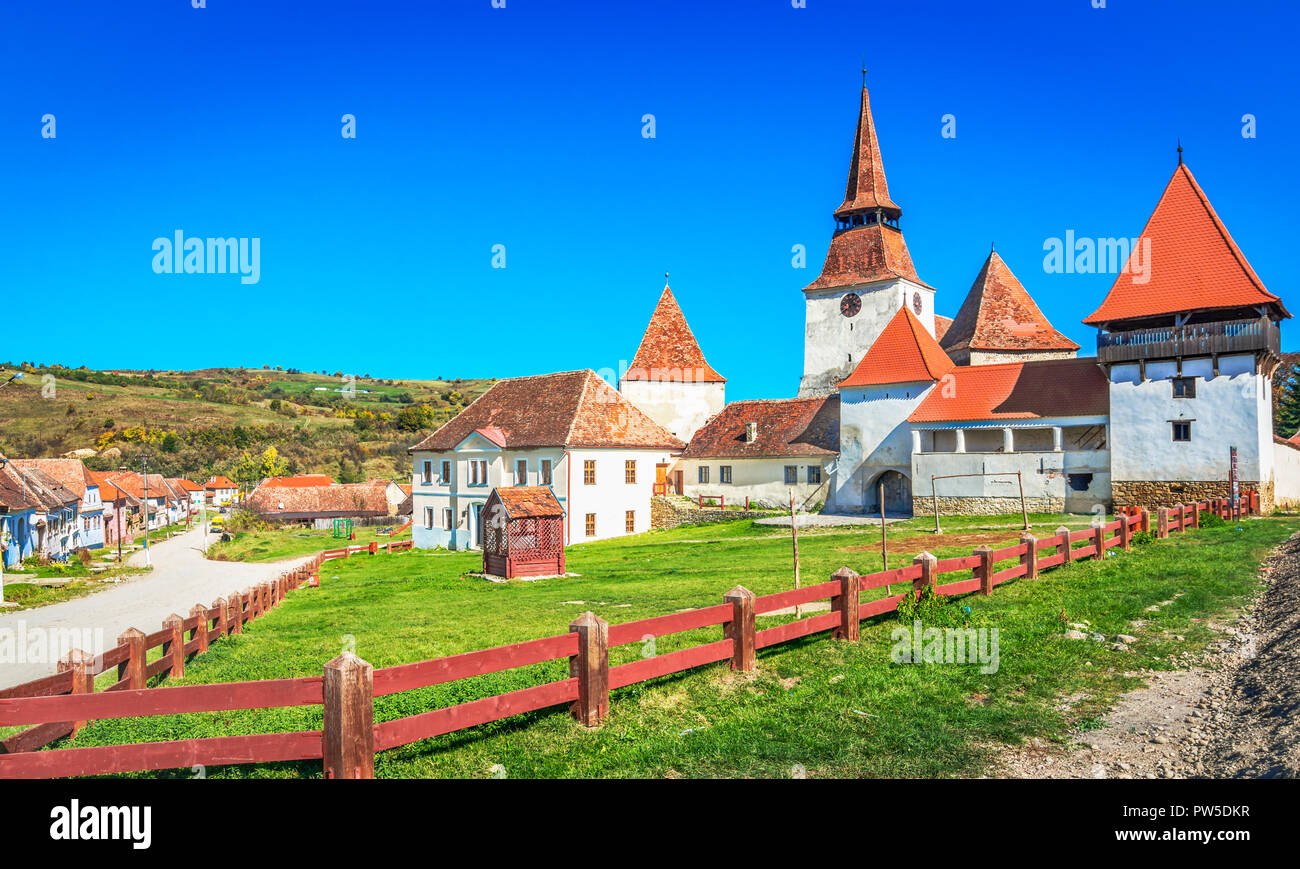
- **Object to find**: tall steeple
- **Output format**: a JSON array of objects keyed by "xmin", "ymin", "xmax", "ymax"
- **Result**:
[{"xmin": 834, "ymin": 85, "xmax": 902, "ymax": 229}]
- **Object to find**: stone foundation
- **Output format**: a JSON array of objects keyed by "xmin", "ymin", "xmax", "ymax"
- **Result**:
[
  {"xmin": 650, "ymin": 495, "xmax": 774, "ymax": 530},
  {"xmin": 911, "ymin": 495, "xmax": 1065, "ymax": 517},
  {"xmin": 1111, "ymin": 480, "xmax": 1272, "ymax": 514}
]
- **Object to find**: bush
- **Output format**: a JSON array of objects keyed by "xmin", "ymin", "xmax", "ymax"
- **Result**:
[
  {"xmin": 76, "ymin": 548, "xmax": 93, "ymax": 566},
  {"xmin": 1198, "ymin": 510, "xmax": 1226, "ymax": 528},
  {"xmin": 1130, "ymin": 530, "xmax": 1156, "ymax": 545}
]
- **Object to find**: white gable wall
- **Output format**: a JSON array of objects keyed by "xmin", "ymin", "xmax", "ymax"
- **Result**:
[{"xmin": 831, "ymin": 380, "xmax": 934, "ymax": 512}]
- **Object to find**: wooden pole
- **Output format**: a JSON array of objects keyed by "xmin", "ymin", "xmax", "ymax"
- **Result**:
[
  {"xmin": 569, "ymin": 612, "xmax": 609, "ymax": 727},
  {"xmin": 1020, "ymin": 533, "xmax": 1038, "ymax": 579},
  {"xmin": 117, "ymin": 628, "xmax": 146, "ymax": 689},
  {"xmin": 163, "ymin": 614, "xmax": 185, "ymax": 679},
  {"xmin": 229, "ymin": 591, "xmax": 243, "ymax": 634},
  {"xmin": 59, "ymin": 649, "xmax": 94, "ymax": 737},
  {"xmin": 975, "ymin": 545, "xmax": 994, "ymax": 596},
  {"xmin": 931, "ymin": 475, "xmax": 941, "ymax": 534},
  {"xmin": 723, "ymin": 586, "xmax": 756, "ymax": 671},
  {"xmin": 1017, "ymin": 471, "xmax": 1029, "ymax": 531},
  {"xmin": 322, "ymin": 652, "xmax": 374, "ymax": 779},
  {"xmin": 831, "ymin": 567, "xmax": 860, "ymax": 641},
  {"xmin": 190, "ymin": 604, "xmax": 209, "ymax": 654},
  {"xmin": 789, "ymin": 489, "xmax": 802, "ymax": 618},
  {"xmin": 912, "ymin": 551, "xmax": 936, "ymax": 598}
]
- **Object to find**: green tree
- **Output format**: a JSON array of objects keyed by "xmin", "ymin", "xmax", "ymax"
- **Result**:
[{"xmin": 1273, "ymin": 354, "xmax": 1300, "ymax": 439}]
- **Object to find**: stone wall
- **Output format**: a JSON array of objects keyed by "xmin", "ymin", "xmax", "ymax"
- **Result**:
[
  {"xmin": 1112, "ymin": 480, "xmax": 1272, "ymax": 514},
  {"xmin": 650, "ymin": 496, "xmax": 774, "ymax": 530},
  {"xmin": 911, "ymin": 495, "xmax": 1065, "ymax": 516}
]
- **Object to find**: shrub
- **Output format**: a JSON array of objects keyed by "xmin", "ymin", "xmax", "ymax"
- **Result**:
[
  {"xmin": 1130, "ymin": 530, "xmax": 1156, "ymax": 545},
  {"xmin": 76, "ymin": 548, "xmax": 93, "ymax": 566},
  {"xmin": 1198, "ymin": 510, "xmax": 1226, "ymax": 528}
]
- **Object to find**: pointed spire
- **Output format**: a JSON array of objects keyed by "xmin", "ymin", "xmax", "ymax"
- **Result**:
[
  {"xmin": 942, "ymin": 250, "xmax": 1079, "ymax": 364},
  {"xmin": 624, "ymin": 283, "xmax": 725, "ymax": 384},
  {"xmin": 840, "ymin": 306, "xmax": 953, "ymax": 387},
  {"xmin": 1177, "ymin": 138, "xmax": 1183, "ymax": 165},
  {"xmin": 834, "ymin": 85, "xmax": 902, "ymax": 223}
]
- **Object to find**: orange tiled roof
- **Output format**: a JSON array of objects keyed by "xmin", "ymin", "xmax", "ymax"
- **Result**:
[
  {"xmin": 840, "ymin": 307, "xmax": 954, "ymax": 387},
  {"xmin": 934, "ymin": 315, "xmax": 953, "ymax": 343},
  {"xmin": 248, "ymin": 482, "xmax": 389, "ymax": 517},
  {"xmin": 9, "ymin": 459, "xmax": 93, "ymax": 498},
  {"xmin": 942, "ymin": 251, "xmax": 1079, "ymax": 356},
  {"xmin": 803, "ymin": 224, "xmax": 930, "ymax": 292},
  {"xmin": 262, "ymin": 475, "xmax": 333, "ymax": 488},
  {"xmin": 682, "ymin": 396, "xmax": 839, "ymax": 459},
  {"xmin": 490, "ymin": 486, "xmax": 564, "ymax": 519},
  {"xmin": 623, "ymin": 285, "xmax": 725, "ymax": 384},
  {"xmin": 410, "ymin": 370, "xmax": 684, "ymax": 453},
  {"xmin": 1083, "ymin": 162, "xmax": 1289, "ymax": 325},
  {"xmin": 204, "ymin": 475, "xmax": 237, "ymax": 490},
  {"xmin": 168, "ymin": 478, "xmax": 205, "ymax": 493},
  {"xmin": 835, "ymin": 87, "xmax": 902, "ymax": 221},
  {"xmin": 908, "ymin": 357, "xmax": 1108, "ymax": 423}
]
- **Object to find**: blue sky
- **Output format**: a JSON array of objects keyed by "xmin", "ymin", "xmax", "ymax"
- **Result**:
[{"xmin": 1, "ymin": 0, "xmax": 1295, "ymax": 401}]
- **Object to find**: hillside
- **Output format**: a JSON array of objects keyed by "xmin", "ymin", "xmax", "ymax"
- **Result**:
[{"xmin": 0, "ymin": 363, "xmax": 494, "ymax": 482}]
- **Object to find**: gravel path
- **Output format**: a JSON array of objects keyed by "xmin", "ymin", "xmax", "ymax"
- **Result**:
[
  {"xmin": 0, "ymin": 527, "xmax": 311, "ymax": 690},
  {"xmin": 995, "ymin": 530, "xmax": 1300, "ymax": 779}
]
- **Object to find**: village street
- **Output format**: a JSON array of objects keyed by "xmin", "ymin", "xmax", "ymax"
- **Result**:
[{"xmin": 0, "ymin": 526, "xmax": 312, "ymax": 690}]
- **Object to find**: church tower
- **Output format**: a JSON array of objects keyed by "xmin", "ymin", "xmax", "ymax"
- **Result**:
[{"xmin": 798, "ymin": 82, "xmax": 935, "ymax": 397}]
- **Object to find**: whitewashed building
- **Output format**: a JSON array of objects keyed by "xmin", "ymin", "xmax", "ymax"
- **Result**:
[{"xmin": 410, "ymin": 370, "xmax": 683, "ymax": 550}]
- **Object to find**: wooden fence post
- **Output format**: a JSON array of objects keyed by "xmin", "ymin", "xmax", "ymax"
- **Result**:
[
  {"xmin": 229, "ymin": 592, "xmax": 243, "ymax": 634},
  {"xmin": 59, "ymin": 649, "xmax": 95, "ymax": 737},
  {"xmin": 322, "ymin": 652, "xmax": 374, "ymax": 780},
  {"xmin": 214, "ymin": 597, "xmax": 227, "ymax": 637},
  {"xmin": 163, "ymin": 614, "xmax": 185, "ymax": 679},
  {"xmin": 1020, "ymin": 534, "xmax": 1038, "ymax": 578},
  {"xmin": 1056, "ymin": 526, "xmax": 1072, "ymax": 565},
  {"xmin": 1138, "ymin": 508, "xmax": 1149, "ymax": 533},
  {"xmin": 1092, "ymin": 520, "xmax": 1105, "ymax": 558},
  {"xmin": 1120, "ymin": 513, "xmax": 1131, "ymax": 551},
  {"xmin": 830, "ymin": 568, "xmax": 860, "ymax": 641},
  {"xmin": 723, "ymin": 586, "xmax": 757, "ymax": 668},
  {"xmin": 974, "ymin": 545, "xmax": 994, "ymax": 595},
  {"xmin": 913, "ymin": 552, "xmax": 936, "ymax": 597},
  {"xmin": 1190, "ymin": 504, "xmax": 1200, "ymax": 529},
  {"xmin": 191, "ymin": 604, "xmax": 210, "ymax": 654},
  {"xmin": 117, "ymin": 628, "xmax": 145, "ymax": 689},
  {"xmin": 1157, "ymin": 507, "xmax": 1170, "ymax": 539},
  {"xmin": 569, "ymin": 612, "xmax": 609, "ymax": 727}
]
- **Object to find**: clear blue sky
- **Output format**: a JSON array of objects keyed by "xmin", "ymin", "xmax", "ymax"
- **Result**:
[{"xmin": 1, "ymin": 0, "xmax": 1295, "ymax": 401}]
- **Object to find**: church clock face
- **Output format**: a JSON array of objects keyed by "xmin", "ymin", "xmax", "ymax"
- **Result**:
[
  {"xmin": 840, "ymin": 293, "xmax": 861, "ymax": 318},
  {"xmin": 912, "ymin": 292, "xmax": 923, "ymax": 315}
]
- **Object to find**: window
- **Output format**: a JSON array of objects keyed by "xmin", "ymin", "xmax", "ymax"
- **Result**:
[
  {"xmin": 625, "ymin": 510, "xmax": 635, "ymax": 533},
  {"xmin": 720, "ymin": 465, "xmax": 732, "ymax": 484},
  {"xmin": 424, "ymin": 507, "xmax": 434, "ymax": 529},
  {"xmin": 583, "ymin": 460, "xmax": 596, "ymax": 485},
  {"xmin": 422, "ymin": 461, "xmax": 432, "ymax": 484},
  {"xmin": 625, "ymin": 460, "xmax": 636, "ymax": 484},
  {"xmin": 443, "ymin": 508, "xmax": 453, "ymax": 530},
  {"xmin": 541, "ymin": 459, "xmax": 553, "ymax": 486},
  {"xmin": 807, "ymin": 465, "xmax": 822, "ymax": 484},
  {"xmin": 470, "ymin": 460, "xmax": 488, "ymax": 486},
  {"xmin": 698, "ymin": 466, "xmax": 709, "ymax": 484},
  {"xmin": 585, "ymin": 513, "xmax": 596, "ymax": 537},
  {"xmin": 1173, "ymin": 377, "xmax": 1196, "ymax": 398},
  {"xmin": 1172, "ymin": 421, "xmax": 1192, "ymax": 442},
  {"xmin": 516, "ymin": 459, "xmax": 528, "ymax": 484},
  {"xmin": 440, "ymin": 461, "xmax": 451, "ymax": 484},
  {"xmin": 784, "ymin": 466, "xmax": 798, "ymax": 485}
]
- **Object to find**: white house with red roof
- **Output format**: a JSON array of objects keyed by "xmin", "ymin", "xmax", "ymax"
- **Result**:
[
  {"xmin": 203, "ymin": 475, "xmax": 239, "ymax": 507},
  {"xmin": 409, "ymin": 370, "xmax": 683, "ymax": 550}
]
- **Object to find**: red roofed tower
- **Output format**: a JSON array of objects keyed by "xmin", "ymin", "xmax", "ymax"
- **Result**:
[
  {"xmin": 942, "ymin": 250, "xmax": 1079, "ymax": 366},
  {"xmin": 798, "ymin": 81, "xmax": 936, "ymax": 397},
  {"xmin": 619, "ymin": 279, "xmax": 726, "ymax": 442},
  {"xmin": 1087, "ymin": 156, "xmax": 1289, "ymax": 511}
]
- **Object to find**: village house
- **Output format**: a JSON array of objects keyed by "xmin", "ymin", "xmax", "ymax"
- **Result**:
[
  {"xmin": 409, "ymin": 369, "xmax": 682, "ymax": 550},
  {"xmin": 168, "ymin": 478, "xmax": 206, "ymax": 513},
  {"xmin": 0, "ymin": 456, "xmax": 39, "ymax": 567},
  {"xmin": 262, "ymin": 474, "xmax": 334, "ymax": 488},
  {"xmin": 10, "ymin": 458, "xmax": 105, "ymax": 549},
  {"xmin": 4, "ymin": 464, "xmax": 82, "ymax": 557},
  {"xmin": 203, "ymin": 475, "xmax": 239, "ymax": 507},
  {"xmin": 246, "ymin": 480, "xmax": 392, "ymax": 528},
  {"xmin": 104, "ymin": 472, "xmax": 173, "ymax": 531},
  {"xmin": 89, "ymin": 471, "xmax": 139, "ymax": 551}
]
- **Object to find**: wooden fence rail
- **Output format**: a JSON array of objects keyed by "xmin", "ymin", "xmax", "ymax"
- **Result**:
[{"xmin": 0, "ymin": 498, "xmax": 1255, "ymax": 778}]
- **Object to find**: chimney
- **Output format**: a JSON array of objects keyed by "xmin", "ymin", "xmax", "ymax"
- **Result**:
[{"xmin": 745, "ymin": 422, "xmax": 758, "ymax": 443}]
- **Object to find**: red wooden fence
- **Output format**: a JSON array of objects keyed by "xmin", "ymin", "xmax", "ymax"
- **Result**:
[{"xmin": 0, "ymin": 498, "xmax": 1252, "ymax": 778}]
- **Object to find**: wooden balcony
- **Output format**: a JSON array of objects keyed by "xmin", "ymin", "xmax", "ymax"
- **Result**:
[{"xmin": 1096, "ymin": 317, "xmax": 1280, "ymax": 365}]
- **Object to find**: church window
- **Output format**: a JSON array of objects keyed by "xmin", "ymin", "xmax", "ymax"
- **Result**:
[
  {"xmin": 1172, "ymin": 377, "xmax": 1196, "ymax": 398},
  {"xmin": 698, "ymin": 466, "xmax": 709, "ymax": 484},
  {"xmin": 585, "ymin": 513, "xmax": 596, "ymax": 537},
  {"xmin": 1172, "ymin": 421, "xmax": 1192, "ymax": 442},
  {"xmin": 720, "ymin": 466, "xmax": 732, "ymax": 484},
  {"xmin": 807, "ymin": 466, "xmax": 822, "ymax": 485},
  {"xmin": 784, "ymin": 466, "xmax": 798, "ymax": 485},
  {"xmin": 583, "ymin": 460, "xmax": 596, "ymax": 485},
  {"xmin": 516, "ymin": 459, "xmax": 528, "ymax": 483},
  {"xmin": 541, "ymin": 459, "xmax": 553, "ymax": 485},
  {"xmin": 625, "ymin": 460, "xmax": 637, "ymax": 484}
]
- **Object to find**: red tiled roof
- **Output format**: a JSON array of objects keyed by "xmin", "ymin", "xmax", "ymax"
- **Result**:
[
  {"xmin": 840, "ymin": 307, "xmax": 955, "ymax": 387},
  {"xmin": 834, "ymin": 87, "xmax": 902, "ymax": 221},
  {"xmin": 168, "ymin": 478, "xmax": 205, "ymax": 493},
  {"xmin": 682, "ymin": 396, "xmax": 839, "ymax": 459},
  {"xmin": 471, "ymin": 427, "xmax": 508, "ymax": 448},
  {"xmin": 942, "ymin": 251, "xmax": 1079, "ymax": 356},
  {"xmin": 623, "ymin": 285, "xmax": 725, "ymax": 383},
  {"xmin": 803, "ymin": 224, "xmax": 930, "ymax": 292},
  {"xmin": 0, "ymin": 461, "xmax": 38, "ymax": 511},
  {"xmin": 247, "ymin": 482, "xmax": 389, "ymax": 518},
  {"xmin": 1277, "ymin": 434, "xmax": 1300, "ymax": 451},
  {"xmin": 262, "ymin": 475, "xmax": 333, "ymax": 488},
  {"xmin": 490, "ymin": 486, "xmax": 564, "ymax": 519},
  {"xmin": 9, "ymin": 459, "xmax": 93, "ymax": 498},
  {"xmin": 409, "ymin": 370, "xmax": 684, "ymax": 453},
  {"xmin": 204, "ymin": 476, "xmax": 237, "ymax": 490},
  {"xmin": 908, "ymin": 357, "xmax": 1108, "ymax": 423},
  {"xmin": 1084, "ymin": 162, "xmax": 1289, "ymax": 325},
  {"xmin": 934, "ymin": 315, "xmax": 953, "ymax": 343}
]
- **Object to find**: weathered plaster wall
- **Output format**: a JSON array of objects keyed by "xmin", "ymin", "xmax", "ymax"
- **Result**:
[
  {"xmin": 676, "ymin": 457, "xmax": 833, "ymax": 510},
  {"xmin": 1273, "ymin": 442, "xmax": 1300, "ymax": 510},
  {"xmin": 832, "ymin": 381, "xmax": 932, "ymax": 512},
  {"xmin": 619, "ymin": 380, "xmax": 725, "ymax": 443}
]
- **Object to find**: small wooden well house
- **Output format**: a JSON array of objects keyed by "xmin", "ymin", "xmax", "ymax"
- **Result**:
[{"xmin": 482, "ymin": 486, "xmax": 566, "ymax": 579}]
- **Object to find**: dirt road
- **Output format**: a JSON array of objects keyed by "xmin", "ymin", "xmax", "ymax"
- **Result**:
[
  {"xmin": 997, "ymin": 531, "xmax": 1300, "ymax": 779},
  {"xmin": 0, "ymin": 526, "xmax": 311, "ymax": 690}
]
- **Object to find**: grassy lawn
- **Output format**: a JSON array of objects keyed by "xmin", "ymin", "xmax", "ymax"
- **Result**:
[
  {"xmin": 207, "ymin": 523, "xmax": 410, "ymax": 563},
  {"xmin": 1, "ymin": 556, "xmax": 147, "ymax": 611},
  {"xmin": 48, "ymin": 513, "xmax": 1297, "ymax": 778}
]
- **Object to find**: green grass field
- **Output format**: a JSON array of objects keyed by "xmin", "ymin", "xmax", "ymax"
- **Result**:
[
  {"xmin": 208, "ymin": 523, "xmax": 411, "ymax": 563},
  {"xmin": 49, "ymin": 513, "xmax": 1296, "ymax": 778}
]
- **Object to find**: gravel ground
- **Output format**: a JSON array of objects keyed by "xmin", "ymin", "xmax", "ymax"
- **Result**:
[
  {"xmin": 996, "ymin": 531, "xmax": 1300, "ymax": 779},
  {"xmin": 0, "ymin": 526, "xmax": 311, "ymax": 690}
]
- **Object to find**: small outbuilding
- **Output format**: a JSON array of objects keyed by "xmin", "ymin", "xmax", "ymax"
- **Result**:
[{"xmin": 482, "ymin": 486, "xmax": 565, "ymax": 579}]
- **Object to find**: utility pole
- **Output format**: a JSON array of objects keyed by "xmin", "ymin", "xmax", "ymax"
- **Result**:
[{"xmin": 139, "ymin": 453, "xmax": 153, "ymax": 567}]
